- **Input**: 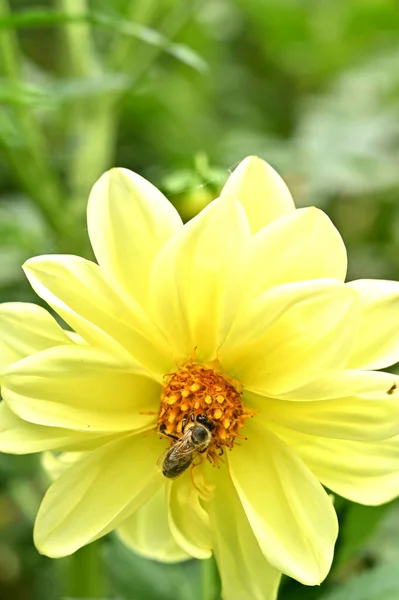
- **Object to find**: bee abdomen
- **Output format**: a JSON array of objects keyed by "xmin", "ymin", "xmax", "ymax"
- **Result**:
[{"xmin": 162, "ymin": 453, "xmax": 192, "ymax": 479}]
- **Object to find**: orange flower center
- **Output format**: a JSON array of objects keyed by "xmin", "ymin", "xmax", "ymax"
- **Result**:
[{"xmin": 157, "ymin": 358, "xmax": 255, "ymax": 465}]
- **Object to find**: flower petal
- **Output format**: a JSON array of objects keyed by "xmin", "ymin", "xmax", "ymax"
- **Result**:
[
  {"xmin": 87, "ymin": 168, "xmax": 182, "ymax": 306},
  {"xmin": 347, "ymin": 279, "xmax": 399, "ymax": 370},
  {"xmin": 0, "ymin": 302, "xmax": 72, "ymax": 372},
  {"xmin": 150, "ymin": 196, "xmax": 250, "ymax": 363},
  {"xmin": 23, "ymin": 255, "xmax": 171, "ymax": 375},
  {"xmin": 220, "ymin": 280, "xmax": 359, "ymax": 395},
  {"xmin": 246, "ymin": 377, "xmax": 399, "ymax": 442},
  {"xmin": 0, "ymin": 403, "xmax": 112, "ymax": 454},
  {"xmin": 228, "ymin": 420, "xmax": 338, "ymax": 585},
  {"xmin": 167, "ymin": 469, "xmax": 212, "ymax": 559},
  {"xmin": 260, "ymin": 369, "xmax": 399, "ymax": 401},
  {"xmin": 205, "ymin": 462, "xmax": 282, "ymax": 600},
  {"xmin": 3, "ymin": 345, "xmax": 161, "ymax": 431},
  {"xmin": 276, "ymin": 426, "xmax": 399, "ymax": 506},
  {"xmin": 117, "ymin": 485, "xmax": 189, "ymax": 563},
  {"xmin": 34, "ymin": 432, "xmax": 163, "ymax": 557},
  {"xmin": 42, "ymin": 451, "xmax": 86, "ymax": 481},
  {"xmin": 221, "ymin": 156, "xmax": 295, "ymax": 233},
  {"xmin": 245, "ymin": 207, "xmax": 347, "ymax": 298}
]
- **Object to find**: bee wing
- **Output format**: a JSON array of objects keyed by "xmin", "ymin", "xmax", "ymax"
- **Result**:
[
  {"xmin": 171, "ymin": 431, "xmax": 195, "ymax": 454},
  {"xmin": 157, "ymin": 428, "xmax": 202, "ymax": 476},
  {"xmin": 156, "ymin": 430, "xmax": 193, "ymax": 471},
  {"xmin": 156, "ymin": 446, "xmax": 171, "ymax": 471}
]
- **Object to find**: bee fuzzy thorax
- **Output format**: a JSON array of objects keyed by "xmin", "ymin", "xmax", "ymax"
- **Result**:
[{"xmin": 157, "ymin": 359, "xmax": 254, "ymax": 465}]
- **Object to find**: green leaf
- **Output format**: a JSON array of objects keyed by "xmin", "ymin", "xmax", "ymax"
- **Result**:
[
  {"xmin": 52, "ymin": 73, "xmax": 131, "ymax": 100},
  {"xmin": 363, "ymin": 501, "xmax": 399, "ymax": 566},
  {"xmin": 0, "ymin": 9, "xmax": 207, "ymax": 73},
  {"xmin": 319, "ymin": 564, "xmax": 399, "ymax": 600},
  {"xmin": 0, "ymin": 74, "xmax": 132, "ymax": 106},
  {"xmin": 0, "ymin": 8, "xmax": 82, "ymax": 29},
  {"xmin": 104, "ymin": 536, "xmax": 201, "ymax": 600},
  {"xmin": 0, "ymin": 196, "xmax": 49, "ymax": 287},
  {"xmin": 335, "ymin": 502, "xmax": 393, "ymax": 568},
  {"xmin": 0, "ymin": 79, "xmax": 47, "ymax": 106}
]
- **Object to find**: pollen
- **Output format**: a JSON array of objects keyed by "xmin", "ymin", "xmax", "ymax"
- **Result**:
[{"xmin": 157, "ymin": 358, "xmax": 255, "ymax": 465}]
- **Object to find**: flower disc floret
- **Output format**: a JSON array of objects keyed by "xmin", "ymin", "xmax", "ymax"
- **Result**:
[{"xmin": 158, "ymin": 358, "xmax": 254, "ymax": 463}]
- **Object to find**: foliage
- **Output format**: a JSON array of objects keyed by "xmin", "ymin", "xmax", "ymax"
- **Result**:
[{"xmin": 1, "ymin": 0, "xmax": 399, "ymax": 598}]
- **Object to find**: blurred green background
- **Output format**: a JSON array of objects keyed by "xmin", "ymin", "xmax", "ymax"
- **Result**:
[{"xmin": 1, "ymin": 0, "xmax": 399, "ymax": 599}]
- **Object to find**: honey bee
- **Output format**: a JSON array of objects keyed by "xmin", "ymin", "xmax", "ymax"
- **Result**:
[{"xmin": 158, "ymin": 413, "xmax": 215, "ymax": 479}]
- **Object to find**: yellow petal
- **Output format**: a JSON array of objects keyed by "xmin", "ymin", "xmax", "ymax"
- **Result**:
[
  {"xmin": 167, "ymin": 469, "xmax": 212, "ymax": 559},
  {"xmin": 246, "ymin": 376, "xmax": 399, "ymax": 442},
  {"xmin": 245, "ymin": 207, "xmax": 347, "ymax": 298},
  {"xmin": 117, "ymin": 486, "xmax": 189, "ymax": 563},
  {"xmin": 228, "ymin": 420, "xmax": 338, "ymax": 585},
  {"xmin": 221, "ymin": 156, "xmax": 295, "ymax": 233},
  {"xmin": 276, "ymin": 426, "xmax": 399, "ymax": 506},
  {"xmin": 0, "ymin": 302, "xmax": 72, "ymax": 372},
  {"xmin": 3, "ymin": 345, "xmax": 161, "ymax": 431},
  {"xmin": 42, "ymin": 451, "xmax": 86, "ymax": 481},
  {"xmin": 150, "ymin": 196, "xmax": 250, "ymax": 363},
  {"xmin": 220, "ymin": 280, "xmax": 359, "ymax": 395},
  {"xmin": 23, "ymin": 255, "xmax": 171, "ymax": 375},
  {"xmin": 34, "ymin": 432, "xmax": 163, "ymax": 557},
  {"xmin": 262, "ymin": 369, "xmax": 399, "ymax": 401},
  {"xmin": 205, "ymin": 462, "xmax": 282, "ymax": 600},
  {"xmin": 0, "ymin": 403, "xmax": 112, "ymax": 454},
  {"xmin": 347, "ymin": 279, "xmax": 399, "ymax": 370},
  {"xmin": 87, "ymin": 168, "xmax": 182, "ymax": 307}
]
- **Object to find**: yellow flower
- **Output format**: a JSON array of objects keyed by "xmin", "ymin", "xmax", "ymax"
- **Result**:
[{"xmin": 2, "ymin": 156, "xmax": 399, "ymax": 600}]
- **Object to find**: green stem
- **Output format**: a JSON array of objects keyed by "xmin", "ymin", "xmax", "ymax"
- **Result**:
[
  {"xmin": 56, "ymin": 0, "xmax": 99, "ymax": 77},
  {"xmin": 0, "ymin": 0, "xmax": 19, "ymax": 76},
  {"xmin": 0, "ymin": 0, "xmax": 69, "ymax": 240},
  {"xmin": 107, "ymin": 0, "xmax": 160, "ymax": 71},
  {"xmin": 57, "ymin": 0, "xmax": 198, "ymax": 225},
  {"xmin": 120, "ymin": 0, "xmax": 198, "ymax": 89},
  {"xmin": 201, "ymin": 555, "xmax": 220, "ymax": 600},
  {"xmin": 64, "ymin": 540, "xmax": 105, "ymax": 598},
  {"xmin": 56, "ymin": 0, "xmax": 117, "ymax": 233}
]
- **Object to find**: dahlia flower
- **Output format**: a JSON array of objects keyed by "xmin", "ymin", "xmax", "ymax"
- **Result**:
[{"xmin": 1, "ymin": 156, "xmax": 399, "ymax": 600}]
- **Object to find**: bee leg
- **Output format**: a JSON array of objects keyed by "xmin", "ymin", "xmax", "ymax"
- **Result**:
[
  {"xmin": 181, "ymin": 414, "xmax": 188, "ymax": 433},
  {"xmin": 159, "ymin": 423, "xmax": 179, "ymax": 442},
  {"xmin": 181, "ymin": 413, "xmax": 195, "ymax": 433}
]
